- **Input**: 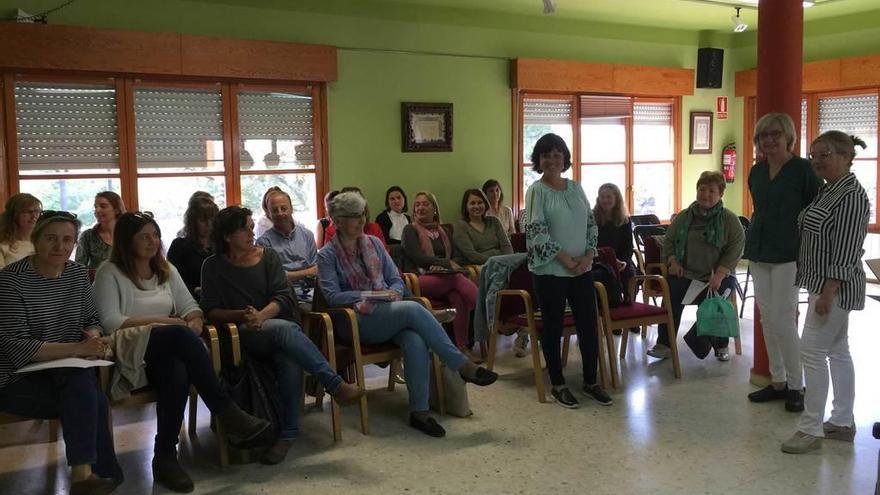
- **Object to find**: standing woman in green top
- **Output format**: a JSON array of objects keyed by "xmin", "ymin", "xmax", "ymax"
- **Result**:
[
  {"xmin": 523, "ymin": 133, "xmax": 612, "ymax": 409},
  {"xmin": 744, "ymin": 113, "xmax": 822, "ymax": 412}
]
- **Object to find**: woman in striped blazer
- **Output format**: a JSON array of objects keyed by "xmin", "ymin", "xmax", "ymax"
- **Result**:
[
  {"xmin": 781, "ymin": 131, "xmax": 871, "ymax": 455},
  {"xmin": 0, "ymin": 211, "xmax": 123, "ymax": 495}
]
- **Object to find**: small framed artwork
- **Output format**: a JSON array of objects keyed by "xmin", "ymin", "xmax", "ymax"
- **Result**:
[
  {"xmin": 689, "ymin": 111, "xmax": 713, "ymax": 154},
  {"xmin": 401, "ymin": 102, "xmax": 453, "ymax": 152}
]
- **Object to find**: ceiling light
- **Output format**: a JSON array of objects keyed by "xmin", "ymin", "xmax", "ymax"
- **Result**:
[
  {"xmin": 731, "ymin": 7, "xmax": 748, "ymax": 33},
  {"xmin": 542, "ymin": 0, "xmax": 556, "ymax": 14},
  {"xmin": 802, "ymin": 0, "xmax": 815, "ymax": 6}
]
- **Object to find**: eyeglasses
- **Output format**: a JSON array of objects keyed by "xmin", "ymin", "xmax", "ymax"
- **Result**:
[
  {"xmin": 758, "ymin": 130, "xmax": 785, "ymax": 140},
  {"xmin": 38, "ymin": 210, "xmax": 78, "ymax": 221}
]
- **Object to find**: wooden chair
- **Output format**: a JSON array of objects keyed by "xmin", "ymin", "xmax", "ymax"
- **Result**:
[
  {"xmin": 485, "ymin": 263, "xmax": 611, "ymax": 402},
  {"xmin": 313, "ymin": 285, "xmax": 445, "ymax": 434}
]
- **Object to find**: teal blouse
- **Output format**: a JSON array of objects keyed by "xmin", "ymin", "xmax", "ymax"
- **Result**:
[{"xmin": 523, "ymin": 179, "xmax": 598, "ymax": 277}]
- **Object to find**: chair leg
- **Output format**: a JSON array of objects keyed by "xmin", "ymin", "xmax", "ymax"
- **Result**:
[
  {"xmin": 561, "ymin": 332, "xmax": 571, "ymax": 368},
  {"xmin": 620, "ymin": 324, "xmax": 630, "ymax": 359},
  {"xmin": 528, "ymin": 327, "xmax": 546, "ymax": 403},
  {"xmin": 486, "ymin": 327, "xmax": 499, "ymax": 371},
  {"xmin": 431, "ymin": 354, "xmax": 445, "ymax": 416},
  {"xmin": 354, "ymin": 363, "xmax": 370, "ymax": 435},
  {"xmin": 729, "ymin": 293, "xmax": 743, "ymax": 355},
  {"xmin": 187, "ymin": 389, "xmax": 198, "ymax": 436},
  {"xmin": 214, "ymin": 417, "xmax": 230, "ymax": 468},
  {"xmin": 596, "ymin": 329, "xmax": 608, "ymax": 390},
  {"xmin": 330, "ymin": 396, "xmax": 342, "ymax": 442},
  {"xmin": 667, "ymin": 322, "xmax": 682, "ymax": 379},
  {"xmin": 387, "ymin": 359, "xmax": 398, "ymax": 392},
  {"xmin": 602, "ymin": 322, "xmax": 619, "ymax": 389},
  {"xmin": 48, "ymin": 419, "xmax": 59, "ymax": 443}
]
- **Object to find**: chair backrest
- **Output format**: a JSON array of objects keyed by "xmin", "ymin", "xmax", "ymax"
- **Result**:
[
  {"xmin": 497, "ymin": 263, "xmax": 536, "ymax": 321},
  {"xmin": 510, "ymin": 232, "xmax": 526, "ymax": 253},
  {"xmin": 630, "ymin": 214, "xmax": 661, "ymax": 227},
  {"xmin": 633, "ymin": 224, "xmax": 667, "ymax": 249},
  {"xmin": 643, "ymin": 235, "xmax": 665, "ymax": 266}
]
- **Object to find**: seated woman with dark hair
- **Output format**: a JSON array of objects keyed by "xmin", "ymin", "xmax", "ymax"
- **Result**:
[
  {"xmin": 648, "ymin": 171, "xmax": 745, "ymax": 362},
  {"xmin": 77, "ymin": 191, "xmax": 126, "ymax": 270},
  {"xmin": 201, "ymin": 206, "xmax": 364, "ymax": 465},
  {"xmin": 167, "ymin": 197, "xmax": 219, "ymax": 300},
  {"xmin": 452, "ymin": 188, "xmax": 512, "ymax": 266},
  {"xmin": 0, "ymin": 211, "xmax": 123, "ymax": 495},
  {"xmin": 94, "ymin": 212, "xmax": 270, "ymax": 493},
  {"xmin": 374, "ymin": 186, "xmax": 411, "ymax": 245},
  {"xmin": 402, "ymin": 191, "xmax": 480, "ymax": 360},
  {"xmin": 482, "ymin": 179, "xmax": 516, "ymax": 236},
  {"xmin": 318, "ymin": 192, "xmax": 497, "ymax": 438}
]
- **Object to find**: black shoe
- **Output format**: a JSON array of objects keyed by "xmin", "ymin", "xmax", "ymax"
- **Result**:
[
  {"xmin": 612, "ymin": 329, "xmax": 622, "ymax": 336},
  {"xmin": 785, "ymin": 388, "xmax": 805, "ymax": 412},
  {"xmin": 582, "ymin": 384, "xmax": 614, "ymax": 406},
  {"xmin": 152, "ymin": 455, "xmax": 194, "ymax": 493},
  {"xmin": 550, "ymin": 387, "xmax": 580, "ymax": 409},
  {"xmin": 409, "ymin": 413, "xmax": 446, "ymax": 437},
  {"xmin": 217, "ymin": 403, "xmax": 273, "ymax": 448},
  {"xmin": 629, "ymin": 327, "xmax": 641, "ymax": 333},
  {"xmin": 460, "ymin": 366, "xmax": 498, "ymax": 386},
  {"xmin": 747, "ymin": 384, "xmax": 787, "ymax": 403},
  {"xmin": 70, "ymin": 476, "xmax": 119, "ymax": 495}
]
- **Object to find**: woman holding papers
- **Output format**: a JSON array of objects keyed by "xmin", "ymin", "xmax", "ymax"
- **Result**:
[
  {"xmin": 649, "ymin": 171, "xmax": 745, "ymax": 362},
  {"xmin": 781, "ymin": 131, "xmax": 870, "ymax": 454},
  {"xmin": 200, "ymin": 206, "xmax": 364, "ymax": 465},
  {"xmin": 318, "ymin": 192, "xmax": 497, "ymax": 438},
  {"xmin": 93, "ymin": 212, "xmax": 271, "ymax": 493},
  {"xmin": 0, "ymin": 211, "xmax": 123, "ymax": 495}
]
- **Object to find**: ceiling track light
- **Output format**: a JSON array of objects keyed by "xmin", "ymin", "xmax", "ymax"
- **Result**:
[
  {"xmin": 542, "ymin": 0, "xmax": 556, "ymax": 15},
  {"xmin": 731, "ymin": 7, "xmax": 748, "ymax": 33}
]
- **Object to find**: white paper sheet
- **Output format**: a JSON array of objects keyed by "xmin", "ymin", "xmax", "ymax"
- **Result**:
[
  {"xmin": 682, "ymin": 280, "xmax": 708, "ymax": 305},
  {"xmin": 16, "ymin": 358, "xmax": 114, "ymax": 374},
  {"xmin": 867, "ymin": 259, "xmax": 880, "ymax": 281}
]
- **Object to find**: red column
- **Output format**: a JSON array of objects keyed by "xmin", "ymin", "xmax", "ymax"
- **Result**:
[{"xmin": 751, "ymin": 0, "xmax": 804, "ymax": 385}]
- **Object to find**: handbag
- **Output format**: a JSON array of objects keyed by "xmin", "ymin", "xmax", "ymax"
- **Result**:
[
  {"xmin": 696, "ymin": 290, "xmax": 740, "ymax": 338},
  {"xmin": 429, "ymin": 365, "xmax": 472, "ymax": 418}
]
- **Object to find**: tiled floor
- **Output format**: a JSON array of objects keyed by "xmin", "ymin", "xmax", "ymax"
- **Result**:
[{"xmin": 1, "ymin": 294, "xmax": 878, "ymax": 495}]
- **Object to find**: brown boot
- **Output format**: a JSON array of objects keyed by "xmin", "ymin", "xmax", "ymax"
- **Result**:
[
  {"xmin": 331, "ymin": 381, "xmax": 365, "ymax": 405},
  {"xmin": 70, "ymin": 476, "xmax": 119, "ymax": 495}
]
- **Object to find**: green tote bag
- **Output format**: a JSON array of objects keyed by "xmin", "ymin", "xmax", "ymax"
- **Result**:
[{"xmin": 696, "ymin": 291, "xmax": 740, "ymax": 338}]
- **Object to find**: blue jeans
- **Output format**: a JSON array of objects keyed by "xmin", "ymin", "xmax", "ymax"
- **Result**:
[
  {"xmin": 356, "ymin": 301, "xmax": 468, "ymax": 412},
  {"xmin": 0, "ymin": 368, "xmax": 123, "ymax": 482},
  {"xmin": 240, "ymin": 319, "xmax": 343, "ymax": 440}
]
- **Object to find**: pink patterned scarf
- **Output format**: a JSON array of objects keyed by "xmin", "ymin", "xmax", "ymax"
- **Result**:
[
  {"xmin": 410, "ymin": 218, "xmax": 451, "ymax": 260},
  {"xmin": 332, "ymin": 234, "xmax": 385, "ymax": 314}
]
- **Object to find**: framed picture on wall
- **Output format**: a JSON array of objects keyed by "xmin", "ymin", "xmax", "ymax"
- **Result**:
[
  {"xmin": 401, "ymin": 102, "xmax": 453, "ymax": 152},
  {"xmin": 689, "ymin": 111, "xmax": 713, "ymax": 154}
]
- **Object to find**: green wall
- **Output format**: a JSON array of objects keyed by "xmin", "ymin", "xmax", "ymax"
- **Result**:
[{"xmin": 3, "ymin": 0, "xmax": 878, "ymax": 216}]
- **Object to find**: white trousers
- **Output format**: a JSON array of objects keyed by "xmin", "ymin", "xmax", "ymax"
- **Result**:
[
  {"xmin": 750, "ymin": 261, "xmax": 803, "ymax": 389},
  {"xmin": 796, "ymin": 293, "xmax": 855, "ymax": 437}
]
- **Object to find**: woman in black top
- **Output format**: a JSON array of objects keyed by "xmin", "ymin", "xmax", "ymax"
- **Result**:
[
  {"xmin": 375, "ymin": 186, "xmax": 411, "ymax": 245},
  {"xmin": 167, "ymin": 197, "xmax": 219, "ymax": 300},
  {"xmin": 593, "ymin": 183, "xmax": 636, "ymax": 309}
]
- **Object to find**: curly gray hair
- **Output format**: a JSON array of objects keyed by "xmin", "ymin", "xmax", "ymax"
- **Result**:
[{"xmin": 329, "ymin": 191, "xmax": 367, "ymax": 221}]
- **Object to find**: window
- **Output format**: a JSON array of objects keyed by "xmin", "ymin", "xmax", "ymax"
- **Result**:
[
  {"xmin": 519, "ymin": 94, "xmax": 679, "ymax": 219},
  {"xmin": 7, "ymin": 76, "xmax": 327, "ymax": 239}
]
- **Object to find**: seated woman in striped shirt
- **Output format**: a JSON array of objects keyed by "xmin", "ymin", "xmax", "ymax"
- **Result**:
[
  {"xmin": 781, "ymin": 131, "xmax": 870, "ymax": 455},
  {"xmin": 93, "ymin": 212, "xmax": 271, "ymax": 493},
  {"xmin": 0, "ymin": 211, "xmax": 123, "ymax": 495}
]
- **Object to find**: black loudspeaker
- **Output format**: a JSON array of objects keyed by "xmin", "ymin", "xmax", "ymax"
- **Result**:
[{"xmin": 696, "ymin": 47, "xmax": 724, "ymax": 89}]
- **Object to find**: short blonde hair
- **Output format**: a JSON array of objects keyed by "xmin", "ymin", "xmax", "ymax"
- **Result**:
[
  {"xmin": 413, "ymin": 191, "xmax": 441, "ymax": 223},
  {"xmin": 754, "ymin": 112, "xmax": 797, "ymax": 153},
  {"xmin": 696, "ymin": 171, "xmax": 726, "ymax": 195}
]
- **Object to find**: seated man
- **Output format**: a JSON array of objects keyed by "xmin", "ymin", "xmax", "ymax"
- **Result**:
[{"xmin": 256, "ymin": 189, "xmax": 318, "ymax": 295}]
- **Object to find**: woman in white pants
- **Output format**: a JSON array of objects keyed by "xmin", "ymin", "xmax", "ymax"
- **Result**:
[
  {"xmin": 745, "ymin": 113, "xmax": 822, "ymax": 412},
  {"xmin": 781, "ymin": 131, "xmax": 870, "ymax": 454}
]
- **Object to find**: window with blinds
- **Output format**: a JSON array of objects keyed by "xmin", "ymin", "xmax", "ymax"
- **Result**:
[
  {"xmin": 239, "ymin": 91, "xmax": 314, "ymax": 170},
  {"xmin": 134, "ymin": 87, "xmax": 224, "ymax": 173},
  {"xmin": 14, "ymin": 82, "xmax": 119, "ymax": 174}
]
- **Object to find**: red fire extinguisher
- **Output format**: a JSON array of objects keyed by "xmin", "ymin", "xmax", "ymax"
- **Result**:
[{"xmin": 722, "ymin": 143, "xmax": 736, "ymax": 183}]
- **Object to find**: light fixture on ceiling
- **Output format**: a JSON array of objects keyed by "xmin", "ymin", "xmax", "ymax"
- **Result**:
[
  {"xmin": 731, "ymin": 7, "xmax": 748, "ymax": 33},
  {"xmin": 543, "ymin": 0, "xmax": 556, "ymax": 14},
  {"xmin": 802, "ymin": 0, "xmax": 815, "ymax": 6}
]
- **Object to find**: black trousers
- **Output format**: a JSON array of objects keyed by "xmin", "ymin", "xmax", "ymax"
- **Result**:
[
  {"xmin": 0, "ymin": 368, "xmax": 122, "ymax": 482},
  {"xmin": 532, "ymin": 272, "xmax": 599, "ymax": 387},
  {"xmin": 656, "ymin": 275, "xmax": 736, "ymax": 350},
  {"xmin": 144, "ymin": 325, "xmax": 231, "ymax": 456}
]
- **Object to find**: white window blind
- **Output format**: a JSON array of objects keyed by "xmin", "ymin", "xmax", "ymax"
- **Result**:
[
  {"xmin": 634, "ymin": 102, "xmax": 672, "ymax": 125},
  {"xmin": 523, "ymin": 98, "xmax": 572, "ymax": 125},
  {"xmin": 818, "ymin": 94, "xmax": 878, "ymax": 137},
  {"xmin": 238, "ymin": 91, "xmax": 314, "ymax": 167},
  {"xmin": 14, "ymin": 82, "xmax": 119, "ymax": 171},
  {"xmin": 134, "ymin": 87, "xmax": 224, "ymax": 168}
]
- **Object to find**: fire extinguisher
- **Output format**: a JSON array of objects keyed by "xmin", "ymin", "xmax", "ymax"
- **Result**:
[{"xmin": 722, "ymin": 143, "xmax": 736, "ymax": 183}]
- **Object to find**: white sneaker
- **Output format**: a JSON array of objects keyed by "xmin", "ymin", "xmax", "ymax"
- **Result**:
[
  {"xmin": 715, "ymin": 347, "xmax": 730, "ymax": 361},
  {"xmin": 513, "ymin": 330, "xmax": 529, "ymax": 358},
  {"xmin": 647, "ymin": 344, "xmax": 672, "ymax": 359}
]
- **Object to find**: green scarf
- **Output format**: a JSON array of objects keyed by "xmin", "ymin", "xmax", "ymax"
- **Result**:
[{"xmin": 671, "ymin": 200, "xmax": 726, "ymax": 262}]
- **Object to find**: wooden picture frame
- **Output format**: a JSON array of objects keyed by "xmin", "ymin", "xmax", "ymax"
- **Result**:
[
  {"xmin": 401, "ymin": 102, "xmax": 453, "ymax": 152},
  {"xmin": 689, "ymin": 111, "xmax": 713, "ymax": 154}
]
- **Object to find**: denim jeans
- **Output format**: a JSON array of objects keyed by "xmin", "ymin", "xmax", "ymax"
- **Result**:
[
  {"xmin": 144, "ymin": 325, "xmax": 232, "ymax": 456},
  {"xmin": 356, "ymin": 300, "xmax": 468, "ymax": 412},
  {"xmin": 0, "ymin": 368, "xmax": 123, "ymax": 482},
  {"xmin": 240, "ymin": 319, "xmax": 343, "ymax": 440}
]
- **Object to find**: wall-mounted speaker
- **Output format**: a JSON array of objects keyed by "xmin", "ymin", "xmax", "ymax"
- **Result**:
[{"xmin": 696, "ymin": 47, "xmax": 724, "ymax": 89}]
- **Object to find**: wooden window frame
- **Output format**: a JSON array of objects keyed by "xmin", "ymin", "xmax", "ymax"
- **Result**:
[
  {"xmin": 514, "ymin": 90, "xmax": 681, "ymax": 219},
  {"xmin": 2, "ymin": 71, "xmax": 329, "ymax": 217}
]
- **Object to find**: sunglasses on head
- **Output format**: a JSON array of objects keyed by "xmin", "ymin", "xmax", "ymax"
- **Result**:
[
  {"xmin": 130, "ymin": 211, "xmax": 155, "ymax": 220},
  {"xmin": 38, "ymin": 210, "xmax": 78, "ymax": 221}
]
